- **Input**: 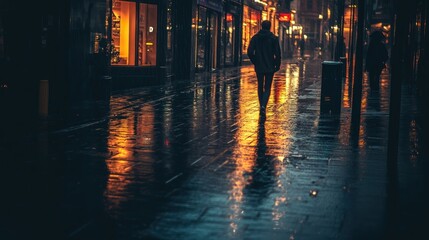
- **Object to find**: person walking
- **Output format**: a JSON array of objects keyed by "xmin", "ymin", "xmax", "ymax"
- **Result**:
[
  {"xmin": 365, "ymin": 30, "xmax": 388, "ymax": 91},
  {"xmin": 299, "ymin": 38, "xmax": 305, "ymax": 59},
  {"xmin": 335, "ymin": 36, "xmax": 346, "ymax": 59},
  {"xmin": 247, "ymin": 20, "xmax": 281, "ymax": 116}
]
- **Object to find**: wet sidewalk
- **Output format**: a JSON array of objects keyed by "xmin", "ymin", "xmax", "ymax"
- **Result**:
[{"xmin": 1, "ymin": 59, "xmax": 428, "ymax": 240}]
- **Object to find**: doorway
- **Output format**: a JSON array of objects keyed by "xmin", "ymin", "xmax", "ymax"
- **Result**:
[{"xmin": 196, "ymin": 6, "xmax": 219, "ymax": 72}]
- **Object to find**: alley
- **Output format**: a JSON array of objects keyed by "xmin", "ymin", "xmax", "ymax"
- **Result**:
[{"xmin": 2, "ymin": 59, "xmax": 428, "ymax": 240}]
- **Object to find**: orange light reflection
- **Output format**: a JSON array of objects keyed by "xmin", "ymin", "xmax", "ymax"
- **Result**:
[
  {"xmin": 105, "ymin": 104, "xmax": 155, "ymax": 208},
  {"xmin": 227, "ymin": 65, "xmax": 298, "ymax": 233}
]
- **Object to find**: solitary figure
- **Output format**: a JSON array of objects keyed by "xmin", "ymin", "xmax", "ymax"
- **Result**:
[
  {"xmin": 299, "ymin": 38, "xmax": 305, "ymax": 59},
  {"xmin": 365, "ymin": 31, "xmax": 388, "ymax": 91},
  {"xmin": 247, "ymin": 20, "xmax": 281, "ymax": 115}
]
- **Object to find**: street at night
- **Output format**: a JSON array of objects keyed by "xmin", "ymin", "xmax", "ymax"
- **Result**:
[
  {"xmin": 2, "ymin": 59, "xmax": 428, "ymax": 239},
  {"xmin": 1, "ymin": 0, "xmax": 429, "ymax": 239}
]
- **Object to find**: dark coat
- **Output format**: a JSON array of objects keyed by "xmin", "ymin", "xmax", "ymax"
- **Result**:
[
  {"xmin": 365, "ymin": 40, "xmax": 388, "ymax": 72},
  {"xmin": 247, "ymin": 29, "xmax": 281, "ymax": 73}
]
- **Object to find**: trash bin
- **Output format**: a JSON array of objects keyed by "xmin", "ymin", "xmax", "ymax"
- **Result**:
[{"xmin": 320, "ymin": 61, "xmax": 343, "ymax": 114}]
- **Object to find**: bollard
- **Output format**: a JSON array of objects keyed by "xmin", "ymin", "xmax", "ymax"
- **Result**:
[
  {"xmin": 39, "ymin": 80, "xmax": 49, "ymax": 118},
  {"xmin": 320, "ymin": 61, "xmax": 343, "ymax": 115},
  {"xmin": 99, "ymin": 75, "xmax": 112, "ymax": 101}
]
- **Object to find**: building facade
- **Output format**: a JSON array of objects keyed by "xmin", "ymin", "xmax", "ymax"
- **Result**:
[
  {"xmin": 298, "ymin": 0, "xmax": 323, "ymax": 49},
  {"xmin": 0, "ymin": 0, "xmax": 283, "ymax": 122},
  {"xmin": 0, "ymin": 0, "xmax": 110, "ymax": 123}
]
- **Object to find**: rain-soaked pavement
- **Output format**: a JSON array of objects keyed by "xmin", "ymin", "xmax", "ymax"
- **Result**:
[{"xmin": 1, "ymin": 58, "xmax": 428, "ymax": 240}]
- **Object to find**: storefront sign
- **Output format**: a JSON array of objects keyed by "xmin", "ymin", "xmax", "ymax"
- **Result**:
[
  {"xmin": 197, "ymin": 0, "xmax": 224, "ymax": 12},
  {"xmin": 278, "ymin": 13, "xmax": 291, "ymax": 22}
]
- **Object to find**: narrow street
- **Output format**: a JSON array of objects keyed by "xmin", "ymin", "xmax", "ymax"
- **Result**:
[{"xmin": 2, "ymin": 58, "xmax": 428, "ymax": 239}]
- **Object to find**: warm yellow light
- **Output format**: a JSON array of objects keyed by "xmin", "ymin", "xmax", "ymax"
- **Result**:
[
  {"xmin": 254, "ymin": 0, "xmax": 268, "ymax": 6},
  {"xmin": 310, "ymin": 190, "xmax": 318, "ymax": 197},
  {"xmin": 145, "ymin": 42, "xmax": 153, "ymax": 46}
]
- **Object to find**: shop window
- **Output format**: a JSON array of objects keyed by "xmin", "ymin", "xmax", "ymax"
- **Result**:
[
  {"xmin": 166, "ymin": 0, "xmax": 173, "ymax": 64},
  {"xmin": 111, "ymin": 0, "xmax": 157, "ymax": 66},
  {"xmin": 225, "ymin": 13, "xmax": 235, "ymax": 65},
  {"xmin": 196, "ymin": 7, "xmax": 207, "ymax": 69},
  {"xmin": 242, "ymin": 6, "xmax": 261, "ymax": 54}
]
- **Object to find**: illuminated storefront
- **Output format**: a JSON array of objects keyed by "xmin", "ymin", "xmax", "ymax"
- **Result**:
[
  {"xmin": 224, "ymin": 0, "xmax": 242, "ymax": 67},
  {"xmin": 242, "ymin": 0, "xmax": 265, "ymax": 58},
  {"xmin": 111, "ymin": 0, "xmax": 157, "ymax": 66},
  {"xmin": 195, "ymin": 0, "xmax": 224, "ymax": 71},
  {"xmin": 242, "ymin": 5, "xmax": 261, "ymax": 55},
  {"xmin": 225, "ymin": 13, "xmax": 236, "ymax": 66}
]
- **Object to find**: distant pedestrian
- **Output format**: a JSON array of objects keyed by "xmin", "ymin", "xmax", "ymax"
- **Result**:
[
  {"xmin": 247, "ymin": 20, "xmax": 281, "ymax": 116},
  {"xmin": 365, "ymin": 31, "xmax": 388, "ymax": 91},
  {"xmin": 335, "ymin": 36, "xmax": 346, "ymax": 59},
  {"xmin": 299, "ymin": 38, "xmax": 305, "ymax": 58}
]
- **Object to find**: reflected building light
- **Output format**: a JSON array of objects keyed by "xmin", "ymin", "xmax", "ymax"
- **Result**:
[
  {"xmin": 105, "ymin": 104, "xmax": 155, "ymax": 209},
  {"xmin": 358, "ymin": 126, "xmax": 366, "ymax": 149},
  {"xmin": 227, "ymin": 71, "xmax": 258, "ymax": 234},
  {"xmin": 343, "ymin": 76, "xmax": 351, "ymax": 108},
  {"xmin": 105, "ymin": 116, "xmax": 134, "ymax": 206}
]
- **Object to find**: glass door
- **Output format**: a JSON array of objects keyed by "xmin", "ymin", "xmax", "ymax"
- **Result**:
[
  {"xmin": 196, "ymin": 7, "xmax": 219, "ymax": 72},
  {"xmin": 225, "ymin": 13, "xmax": 235, "ymax": 66},
  {"xmin": 138, "ymin": 3, "xmax": 157, "ymax": 66},
  {"xmin": 196, "ymin": 7, "xmax": 207, "ymax": 70},
  {"xmin": 209, "ymin": 11, "xmax": 218, "ymax": 70}
]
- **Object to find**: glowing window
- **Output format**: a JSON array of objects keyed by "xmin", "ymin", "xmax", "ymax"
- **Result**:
[{"xmin": 111, "ymin": 1, "xmax": 157, "ymax": 66}]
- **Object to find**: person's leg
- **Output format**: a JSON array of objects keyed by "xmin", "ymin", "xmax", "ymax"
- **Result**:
[
  {"xmin": 369, "ymin": 69, "xmax": 381, "ymax": 91},
  {"xmin": 374, "ymin": 68, "xmax": 382, "ymax": 90},
  {"xmin": 262, "ymin": 72, "xmax": 274, "ymax": 108},
  {"xmin": 256, "ymin": 72, "xmax": 264, "ymax": 107},
  {"xmin": 369, "ymin": 71, "xmax": 376, "ymax": 90}
]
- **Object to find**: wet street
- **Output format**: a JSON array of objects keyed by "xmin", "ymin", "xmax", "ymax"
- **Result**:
[{"xmin": 1, "ymin": 59, "xmax": 428, "ymax": 239}]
